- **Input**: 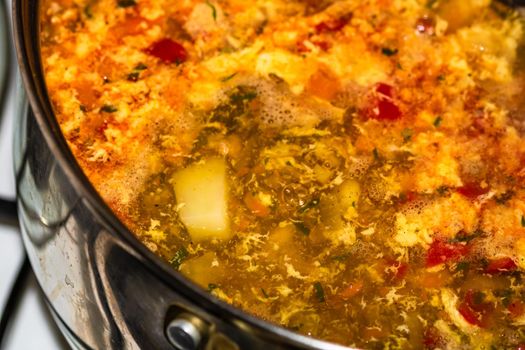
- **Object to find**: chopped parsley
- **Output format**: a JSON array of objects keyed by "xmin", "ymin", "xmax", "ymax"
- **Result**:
[
  {"xmin": 294, "ymin": 222, "xmax": 310, "ymax": 236},
  {"xmin": 381, "ymin": 47, "xmax": 398, "ymax": 56},
  {"xmin": 208, "ymin": 283, "xmax": 218, "ymax": 291},
  {"xmin": 117, "ymin": 0, "xmax": 137, "ymax": 8},
  {"xmin": 127, "ymin": 71, "xmax": 140, "ymax": 82},
  {"xmin": 455, "ymin": 261, "xmax": 470, "ymax": 272},
  {"xmin": 134, "ymin": 62, "xmax": 148, "ymax": 71},
  {"xmin": 314, "ymin": 282, "xmax": 325, "ymax": 302},
  {"xmin": 221, "ymin": 72, "xmax": 238, "ymax": 82},
  {"xmin": 495, "ymin": 191, "xmax": 514, "ymax": 205},
  {"xmin": 433, "ymin": 116, "xmax": 443, "ymax": 127},
  {"xmin": 206, "ymin": 0, "xmax": 217, "ymax": 21},
  {"xmin": 521, "ymin": 215, "xmax": 525, "ymax": 227},
  {"xmin": 401, "ymin": 128, "xmax": 413, "ymax": 142},
  {"xmin": 169, "ymin": 247, "xmax": 188, "ymax": 270},
  {"xmin": 450, "ymin": 229, "xmax": 483, "ymax": 243},
  {"xmin": 100, "ymin": 104, "xmax": 118, "ymax": 113},
  {"xmin": 373, "ymin": 148, "xmax": 381, "ymax": 161}
]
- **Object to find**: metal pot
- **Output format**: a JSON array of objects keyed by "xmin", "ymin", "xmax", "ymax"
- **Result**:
[{"xmin": 10, "ymin": 1, "xmax": 350, "ymax": 349}]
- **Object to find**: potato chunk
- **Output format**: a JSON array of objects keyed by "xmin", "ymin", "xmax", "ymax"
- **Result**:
[{"xmin": 172, "ymin": 158, "xmax": 231, "ymax": 242}]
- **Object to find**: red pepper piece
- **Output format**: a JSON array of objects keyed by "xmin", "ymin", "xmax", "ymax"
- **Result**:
[
  {"xmin": 146, "ymin": 38, "xmax": 188, "ymax": 64},
  {"xmin": 376, "ymin": 82, "xmax": 393, "ymax": 98},
  {"xmin": 426, "ymin": 239, "xmax": 469, "ymax": 267},
  {"xmin": 365, "ymin": 83, "xmax": 402, "ymax": 121},
  {"xmin": 315, "ymin": 15, "xmax": 351, "ymax": 33},
  {"xmin": 375, "ymin": 98, "xmax": 402, "ymax": 120},
  {"xmin": 457, "ymin": 183, "xmax": 488, "ymax": 199},
  {"xmin": 458, "ymin": 290, "xmax": 493, "ymax": 327},
  {"xmin": 484, "ymin": 257, "xmax": 517, "ymax": 274},
  {"xmin": 458, "ymin": 301, "xmax": 482, "ymax": 326}
]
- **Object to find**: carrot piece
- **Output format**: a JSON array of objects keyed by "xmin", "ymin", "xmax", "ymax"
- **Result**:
[
  {"xmin": 339, "ymin": 281, "xmax": 364, "ymax": 299},
  {"xmin": 244, "ymin": 194, "xmax": 270, "ymax": 218}
]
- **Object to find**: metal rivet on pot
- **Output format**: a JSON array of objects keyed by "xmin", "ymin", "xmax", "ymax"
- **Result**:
[{"xmin": 166, "ymin": 318, "xmax": 203, "ymax": 350}]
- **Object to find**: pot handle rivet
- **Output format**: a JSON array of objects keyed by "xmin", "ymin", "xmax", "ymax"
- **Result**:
[{"xmin": 166, "ymin": 317, "xmax": 203, "ymax": 350}]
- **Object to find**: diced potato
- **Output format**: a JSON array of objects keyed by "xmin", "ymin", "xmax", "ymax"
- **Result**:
[
  {"xmin": 179, "ymin": 252, "xmax": 224, "ymax": 287},
  {"xmin": 173, "ymin": 158, "xmax": 231, "ymax": 242}
]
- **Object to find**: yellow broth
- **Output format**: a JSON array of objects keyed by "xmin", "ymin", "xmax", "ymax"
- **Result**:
[{"xmin": 41, "ymin": 0, "xmax": 525, "ymax": 348}]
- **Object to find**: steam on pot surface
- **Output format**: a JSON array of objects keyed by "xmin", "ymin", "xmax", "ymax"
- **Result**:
[{"xmin": 40, "ymin": 0, "xmax": 525, "ymax": 348}]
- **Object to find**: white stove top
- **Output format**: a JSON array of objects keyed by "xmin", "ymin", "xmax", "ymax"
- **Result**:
[{"xmin": 0, "ymin": 0, "xmax": 68, "ymax": 348}]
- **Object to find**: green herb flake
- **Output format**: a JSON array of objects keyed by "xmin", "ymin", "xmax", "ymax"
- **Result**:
[
  {"xmin": 314, "ymin": 282, "xmax": 325, "ymax": 302},
  {"xmin": 437, "ymin": 74, "xmax": 446, "ymax": 82},
  {"xmin": 381, "ymin": 47, "xmax": 398, "ymax": 56},
  {"xmin": 449, "ymin": 229, "xmax": 483, "ymax": 243},
  {"xmin": 401, "ymin": 128, "xmax": 413, "ymax": 142},
  {"xmin": 79, "ymin": 104, "xmax": 87, "ymax": 112},
  {"xmin": 433, "ymin": 116, "xmax": 443, "ymax": 127},
  {"xmin": 436, "ymin": 186, "xmax": 449, "ymax": 196},
  {"xmin": 495, "ymin": 191, "xmax": 514, "ymax": 205},
  {"xmin": 169, "ymin": 247, "xmax": 188, "ymax": 270},
  {"xmin": 208, "ymin": 283, "xmax": 218, "ymax": 291},
  {"xmin": 294, "ymin": 222, "xmax": 310, "ymax": 236},
  {"xmin": 261, "ymin": 288, "xmax": 269, "ymax": 298},
  {"xmin": 455, "ymin": 261, "xmax": 470, "ymax": 272},
  {"xmin": 127, "ymin": 71, "xmax": 140, "ymax": 82},
  {"xmin": 332, "ymin": 253, "xmax": 350, "ymax": 262},
  {"xmin": 84, "ymin": 5, "xmax": 93, "ymax": 19},
  {"xmin": 206, "ymin": 0, "xmax": 217, "ymax": 21},
  {"xmin": 221, "ymin": 72, "xmax": 238, "ymax": 82},
  {"xmin": 117, "ymin": 0, "xmax": 137, "ymax": 8},
  {"xmin": 101, "ymin": 104, "xmax": 118, "ymax": 113},
  {"xmin": 522, "ymin": 215, "xmax": 525, "ymax": 227},
  {"xmin": 134, "ymin": 62, "xmax": 148, "ymax": 71},
  {"xmin": 373, "ymin": 148, "xmax": 380, "ymax": 161}
]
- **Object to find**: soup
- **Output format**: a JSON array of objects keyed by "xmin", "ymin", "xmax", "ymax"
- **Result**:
[{"xmin": 41, "ymin": 0, "xmax": 525, "ymax": 348}]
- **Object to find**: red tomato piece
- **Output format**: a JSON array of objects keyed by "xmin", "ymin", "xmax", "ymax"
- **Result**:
[
  {"xmin": 484, "ymin": 257, "xmax": 517, "ymax": 274},
  {"xmin": 146, "ymin": 38, "xmax": 188, "ymax": 64},
  {"xmin": 456, "ymin": 183, "xmax": 488, "ymax": 199},
  {"xmin": 425, "ymin": 240, "xmax": 469, "ymax": 267}
]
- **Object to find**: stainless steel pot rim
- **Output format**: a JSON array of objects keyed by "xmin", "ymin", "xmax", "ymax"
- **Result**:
[
  {"xmin": 12, "ymin": 1, "xmax": 350, "ymax": 349},
  {"xmin": 0, "ymin": 0, "xmax": 8, "ymax": 103}
]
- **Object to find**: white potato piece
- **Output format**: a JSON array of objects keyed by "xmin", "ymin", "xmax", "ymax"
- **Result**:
[{"xmin": 172, "ymin": 158, "xmax": 231, "ymax": 242}]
